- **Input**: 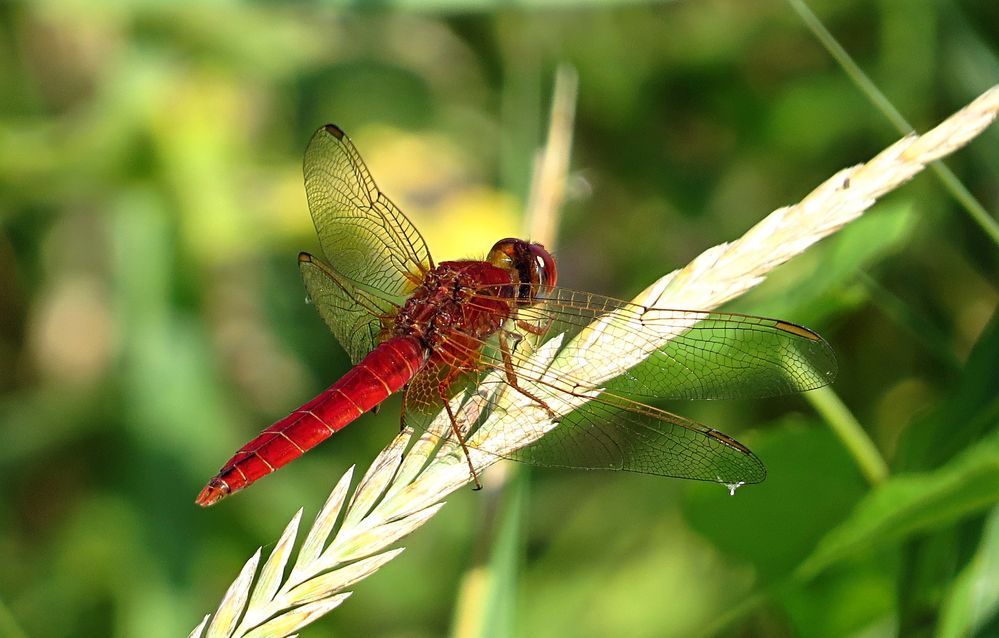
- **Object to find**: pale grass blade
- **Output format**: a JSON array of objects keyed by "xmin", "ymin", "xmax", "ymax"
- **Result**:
[
  {"xmin": 288, "ymin": 548, "xmax": 404, "ymax": 604},
  {"xmin": 239, "ymin": 595, "xmax": 351, "ymax": 638},
  {"xmin": 290, "ymin": 467, "xmax": 354, "ymax": 585},
  {"xmin": 204, "ymin": 548, "xmax": 260, "ymax": 638},
  {"xmin": 237, "ymin": 510, "xmax": 303, "ymax": 632},
  {"xmin": 343, "ymin": 432, "xmax": 410, "ymax": 528}
]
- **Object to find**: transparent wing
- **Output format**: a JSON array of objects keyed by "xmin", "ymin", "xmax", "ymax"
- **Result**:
[
  {"xmin": 407, "ymin": 324, "xmax": 768, "ymax": 486},
  {"xmin": 299, "ymin": 252, "xmax": 400, "ymax": 365},
  {"xmin": 481, "ymin": 285, "xmax": 837, "ymax": 401},
  {"xmin": 393, "ymin": 286, "xmax": 835, "ymax": 485},
  {"xmin": 303, "ymin": 124, "xmax": 433, "ymax": 299},
  {"xmin": 506, "ymin": 386, "xmax": 767, "ymax": 485}
]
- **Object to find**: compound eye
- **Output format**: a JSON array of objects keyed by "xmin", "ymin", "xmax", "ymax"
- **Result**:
[
  {"xmin": 528, "ymin": 243, "xmax": 557, "ymax": 298},
  {"xmin": 487, "ymin": 238, "xmax": 519, "ymax": 270}
]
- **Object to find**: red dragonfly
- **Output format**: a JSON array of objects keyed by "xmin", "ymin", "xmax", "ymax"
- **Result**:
[{"xmin": 196, "ymin": 124, "xmax": 836, "ymax": 506}]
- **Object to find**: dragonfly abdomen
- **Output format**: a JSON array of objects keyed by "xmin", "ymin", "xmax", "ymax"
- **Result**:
[{"xmin": 196, "ymin": 335, "xmax": 425, "ymax": 506}]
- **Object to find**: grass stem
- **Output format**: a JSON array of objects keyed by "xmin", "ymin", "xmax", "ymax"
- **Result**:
[{"xmin": 806, "ymin": 385, "xmax": 889, "ymax": 485}]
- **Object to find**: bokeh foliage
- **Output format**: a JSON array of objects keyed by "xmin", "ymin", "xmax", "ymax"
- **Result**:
[{"xmin": 1, "ymin": 1, "xmax": 997, "ymax": 637}]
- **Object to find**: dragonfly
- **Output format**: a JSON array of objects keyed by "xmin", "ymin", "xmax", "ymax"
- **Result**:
[{"xmin": 196, "ymin": 124, "xmax": 837, "ymax": 506}]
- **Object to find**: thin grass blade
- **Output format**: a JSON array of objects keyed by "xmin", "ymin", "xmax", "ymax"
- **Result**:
[
  {"xmin": 240, "ymin": 595, "xmax": 352, "ymax": 638},
  {"xmin": 289, "ymin": 467, "xmax": 354, "ymax": 587},
  {"xmin": 288, "ymin": 548, "xmax": 405, "ymax": 605},
  {"xmin": 332, "ymin": 503, "xmax": 444, "ymax": 564},
  {"xmin": 237, "ymin": 510, "xmax": 304, "ymax": 631},
  {"xmin": 205, "ymin": 548, "xmax": 261, "ymax": 638},
  {"xmin": 343, "ymin": 433, "xmax": 409, "ymax": 528},
  {"xmin": 188, "ymin": 614, "xmax": 210, "ymax": 638}
]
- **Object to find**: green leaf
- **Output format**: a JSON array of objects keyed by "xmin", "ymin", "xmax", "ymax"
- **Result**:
[
  {"xmin": 936, "ymin": 506, "xmax": 999, "ymax": 638},
  {"xmin": 684, "ymin": 421, "xmax": 867, "ymax": 581},
  {"xmin": 798, "ymin": 426, "xmax": 999, "ymax": 580},
  {"xmin": 897, "ymin": 306, "xmax": 999, "ymax": 472}
]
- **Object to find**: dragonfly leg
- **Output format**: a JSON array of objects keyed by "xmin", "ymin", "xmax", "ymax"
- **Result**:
[
  {"xmin": 508, "ymin": 315, "xmax": 553, "ymax": 355},
  {"xmin": 499, "ymin": 331, "xmax": 559, "ymax": 423},
  {"xmin": 438, "ymin": 381, "xmax": 482, "ymax": 490},
  {"xmin": 505, "ymin": 330, "xmax": 524, "ymax": 355},
  {"xmin": 516, "ymin": 316, "xmax": 553, "ymax": 336}
]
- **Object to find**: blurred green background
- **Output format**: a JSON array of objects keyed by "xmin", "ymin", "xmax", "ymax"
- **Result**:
[{"xmin": 2, "ymin": 0, "xmax": 998, "ymax": 636}]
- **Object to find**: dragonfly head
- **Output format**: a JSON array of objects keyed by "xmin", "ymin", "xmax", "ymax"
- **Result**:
[{"xmin": 487, "ymin": 238, "xmax": 557, "ymax": 304}]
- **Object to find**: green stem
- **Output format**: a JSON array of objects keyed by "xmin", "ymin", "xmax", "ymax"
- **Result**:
[
  {"xmin": 806, "ymin": 386, "xmax": 889, "ymax": 485},
  {"xmin": 786, "ymin": 0, "xmax": 999, "ymax": 247}
]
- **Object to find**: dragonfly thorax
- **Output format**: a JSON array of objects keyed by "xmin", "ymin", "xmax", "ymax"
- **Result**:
[{"xmin": 393, "ymin": 260, "xmax": 517, "ymax": 354}]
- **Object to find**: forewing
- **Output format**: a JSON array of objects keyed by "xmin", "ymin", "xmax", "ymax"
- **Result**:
[
  {"xmin": 303, "ymin": 124, "xmax": 433, "ymax": 298},
  {"xmin": 299, "ymin": 252, "xmax": 399, "ymax": 365},
  {"xmin": 508, "ymin": 287, "xmax": 837, "ymax": 401}
]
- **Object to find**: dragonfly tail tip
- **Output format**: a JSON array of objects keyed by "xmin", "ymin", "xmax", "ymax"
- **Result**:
[{"xmin": 195, "ymin": 478, "xmax": 231, "ymax": 507}]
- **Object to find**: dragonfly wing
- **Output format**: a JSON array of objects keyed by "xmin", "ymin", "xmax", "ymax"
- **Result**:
[
  {"xmin": 299, "ymin": 252, "xmax": 400, "ymax": 365},
  {"xmin": 395, "ymin": 288, "xmax": 836, "ymax": 483},
  {"xmin": 506, "ymin": 390, "xmax": 767, "ymax": 485},
  {"xmin": 378, "ymin": 312, "xmax": 769, "ymax": 485},
  {"xmin": 303, "ymin": 124, "xmax": 433, "ymax": 298},
  {"xmin": 509, "ymin": 287, "xmax": 837, "ymax": 400}
]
